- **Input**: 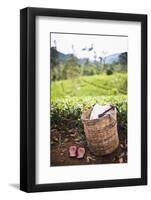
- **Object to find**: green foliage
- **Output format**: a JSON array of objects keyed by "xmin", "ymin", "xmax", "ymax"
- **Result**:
[
  {"xmin": 106, "ymin": 69, "xmax": 113, "ymax": 75},
  {"xmin": 51, "ymin": 47, "xmax": 59, "ymax": 69},
  {"xmin": 51, "ymin": 73, "xmax": 127, "ymax": 135},
  {"xmin": 82, "ymin": 64, "xmax": 97, "ymax": 76},
  {"xmin": 50, "ymin": 46, "xmax": 128, "ymax": 137},
  {"xmin": 104, "ymin": 64, "xmax": 113, "ymax": 75},
  {"xmin": 64, "ymin": 55, "xmax": 80, "ymax": 79},
  {"xmin": 51, "ymin": 95, "xmax": 127, "ymax": 134},
  {"xmin": 51, "ymin": 47, "xmax": 60, "ymax": 81},
  {"xmin": 51, "ymin": 73, "xmax": 127, "ymax": 98},
  {"xmin": 52, "ymin": 63, "xmax": 127, "ymax": 80},
  {"xmin": 50, "ymin": 50, "xmax": 127, "ymax": 81},
  {"xmin": 51, "ymin": 54, "xmax": 81, "ymax": 81}
]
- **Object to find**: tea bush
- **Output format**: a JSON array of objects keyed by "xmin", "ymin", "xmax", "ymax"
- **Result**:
[
  {"xmin": 51, "ymin": 95, "xmax": 127, "ymax": 134},
  {"xmin": 51, "ymin": 73, "xmax": 127, "ymax": 98}
]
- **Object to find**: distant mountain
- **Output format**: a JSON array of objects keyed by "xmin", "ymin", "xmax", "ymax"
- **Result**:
[
  {"xmin": 51, "ymin": 47, "xmax": 127, "ymax": 65},
  {"xmin": 57, "ymin": 50, "xmax": 88, "ymax": 65},
  {"xmin": 105, "ymin": 52, "xmax": 127, "ymax": 64},
  {"xmin": 105, "ymin": 53, "xmax": 120, "ymax": 64},
  {"xmin": 77, "ymin": 58, "xmax": 89, "ymax": 65},
  {"xmin": 57, "ymin": 51, "xmax": 73, "ymax": 63},
  {"xmin": 51, "ymin": 47, "xmax": 88, "ymax": 65}
]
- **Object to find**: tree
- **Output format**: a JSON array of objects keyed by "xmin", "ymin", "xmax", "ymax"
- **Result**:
[
  {"xmin": 65, "ymin": 54, "xmax": 80, "ymax": 79},
  {"xmin": 51, "ymin": 40, "xmax": 59, "ymax": 69},
  {"xmin": 50, "ymin": 40, "xmax": 60, "ymax": 80}
]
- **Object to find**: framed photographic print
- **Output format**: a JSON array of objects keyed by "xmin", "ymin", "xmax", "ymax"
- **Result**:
[{"xmin": 20, "ymin": 7, "xmax": 147, "ymax": 192}]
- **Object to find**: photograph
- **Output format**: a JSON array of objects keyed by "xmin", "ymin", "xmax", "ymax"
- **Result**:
[
  {"xmin": 20, "ymin": 7, "xmax": 147, "ymax": 192},
  {"xmin": 50, "ymin": 32, "xmax": 128, "ymax": 166}
]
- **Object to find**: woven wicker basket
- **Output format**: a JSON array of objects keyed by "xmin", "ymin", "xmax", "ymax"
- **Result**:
[{"xmin": 81, "ymin": 107, "xmax": 119, "ymax": 156}]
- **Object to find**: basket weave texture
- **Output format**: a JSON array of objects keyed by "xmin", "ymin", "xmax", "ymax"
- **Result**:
[{"xmin": 81, "ymin": 108, "xmax": 119, "ymax": 156}]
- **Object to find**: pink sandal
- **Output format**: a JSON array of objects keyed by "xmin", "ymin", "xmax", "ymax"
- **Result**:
[
  {"xmin": 77, "ymin": 147, "xmax": 85, "ymax": 159},
  {"xmin": 69, "ymin": 146, "xmax": 77, "ymax": 157}
]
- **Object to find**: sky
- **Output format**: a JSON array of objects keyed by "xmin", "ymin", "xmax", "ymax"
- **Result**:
[{"xmin": 51, "ymin": 33, "xmax": 128, "ymax": 61}]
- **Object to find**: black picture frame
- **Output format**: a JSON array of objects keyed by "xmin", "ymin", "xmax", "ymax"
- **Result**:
[{"xmin": 20, "ymin": 7, "xmax": 147, "ymax": 192}]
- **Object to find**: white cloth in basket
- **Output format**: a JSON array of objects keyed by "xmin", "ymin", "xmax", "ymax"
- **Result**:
[{"xmin": 90, "ymin": 104, "xmax": 111, "ymax": 120}]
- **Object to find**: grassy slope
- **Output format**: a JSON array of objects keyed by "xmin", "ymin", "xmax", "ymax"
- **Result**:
[{"xmin": 51, "ymin": 73, "xmax": 127, "ymax": 99}]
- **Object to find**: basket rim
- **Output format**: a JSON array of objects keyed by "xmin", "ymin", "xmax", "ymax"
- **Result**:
[{"xmin": 81, "ymin": 108, "xmax": 116, "ymax": 123}]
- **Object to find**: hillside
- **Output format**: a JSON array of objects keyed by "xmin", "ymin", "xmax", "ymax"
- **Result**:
[
  {"xmin": 51, "ymin": 73, "xmax": 127, "ymax": 99},
  {"xmin": 50, "ymin": 47, "xmax": 127, "ymax": 65}
]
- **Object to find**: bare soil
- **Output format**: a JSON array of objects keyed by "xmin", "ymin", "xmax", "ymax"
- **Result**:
[{"xmin": 51, "ymin": 125, "xmax": 127, "ymax": 166}]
